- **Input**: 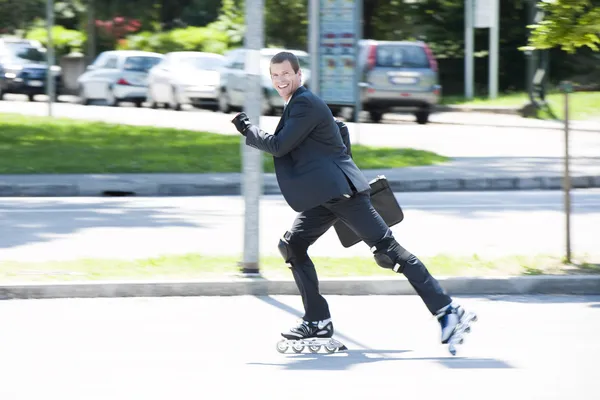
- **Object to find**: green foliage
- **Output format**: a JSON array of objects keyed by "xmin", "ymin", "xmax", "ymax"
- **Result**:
[
  {"xmin": 525, "ymin": 0, "xmax": 600, "ymax": 53},
  {"xmin": 0, "ymin": 0, "xmax": 45, "ymax": 35},
  {"xmin": 205, "ymin": 0, "xmax": 245, "ymax": 48},
  {"xmin": 264, "ymin": 0, "xmax": 309, "ymax": 50},
  {"xmin": 25, "ymin": 25, "xmax": 87, "ymax": 57},
  {"xmin": 408, "ymin": 0, "xmax": 466, "ymax": 58},
  {"xmin": 118, "ymin": 26, "xmax": 229, "ymax": 54}
]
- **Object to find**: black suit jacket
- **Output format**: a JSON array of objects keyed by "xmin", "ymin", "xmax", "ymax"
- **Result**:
[{"xmin": 244, "ymin": 86, "xmax": 370, "ymax": 212}]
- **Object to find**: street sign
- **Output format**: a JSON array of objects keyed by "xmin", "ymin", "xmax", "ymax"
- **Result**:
[
  {"xmin": 474, "ymin": 0, "xmax": 493, "ymax": 28},
  {"xmin": 465, "ymin": 0, "xmax": 499, "ymax": 99},
  {"xmin": 317, "ymin": 0, "xmax": 359, "ymax": 106}
]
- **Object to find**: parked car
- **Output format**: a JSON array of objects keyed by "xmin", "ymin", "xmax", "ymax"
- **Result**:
[
  {"xmin": 0, "ymin": 37, "xmax": 62, "ymax": 101},
  {"xmin": 218, "ymin": 47, "xmax": 311, "ymax": 115},
  {"xmin": 357, "ymin": 39, "xmax": 441, "ymax": 124},
  {"xmin": 146, "ymin": 51, "xmax": 225, "ymax": 111},
  {"xmin": 77, "ymin": 50, "xmax": 163, "ymax": 107}
]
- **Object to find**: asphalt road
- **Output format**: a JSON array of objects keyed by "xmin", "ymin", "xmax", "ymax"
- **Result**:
[
  {"xmin": 0, "ymin": 294, "xmax": 597, "ymax": 399},
  {"xmin": 1, "ymin": 190, "xmax": 598, "ymax": 262},
  {"xmin": 1, "ymin": 95, "xmax": 599, "ymax": 158}
]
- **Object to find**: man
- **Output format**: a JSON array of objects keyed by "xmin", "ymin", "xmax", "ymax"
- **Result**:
[{"xmin": 231, "ymin": 51, "xmax": 475, "ymax": 351}]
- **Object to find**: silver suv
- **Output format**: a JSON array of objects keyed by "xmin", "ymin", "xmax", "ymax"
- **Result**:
[{"xmin": 357, "ymin": 39, "xmax": 441, "ymax": 124}]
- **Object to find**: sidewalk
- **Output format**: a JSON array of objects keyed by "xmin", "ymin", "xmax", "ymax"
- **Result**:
[
  {"xmin": 1, "ymin": 157, "xmax": 599, "ymax": 197},
  {"xmin": 402, "ymin": 108, "xmax": 600, "ymax": 132}
]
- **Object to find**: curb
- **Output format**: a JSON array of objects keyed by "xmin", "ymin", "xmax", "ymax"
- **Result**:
[
  {"xmin": 0, "ymin": 275, "xmax": 599, "ymax": 299},
  {"xmin": 2, "ymin": 175, "xmax": 600, "ymax": 197},
  {"xmin": 435, "ymin": 105, "xmax": 521, "ymax": 116}
]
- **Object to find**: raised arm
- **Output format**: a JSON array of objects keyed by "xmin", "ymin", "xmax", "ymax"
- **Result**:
[{"xmin": 232, "ymin": 97, "xmax": 319, "ymax": 158}]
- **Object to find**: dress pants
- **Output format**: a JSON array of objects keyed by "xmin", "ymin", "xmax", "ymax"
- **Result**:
[{"xmin": 286, "ymin": 190, "xmax": 452, "ymax": 321}]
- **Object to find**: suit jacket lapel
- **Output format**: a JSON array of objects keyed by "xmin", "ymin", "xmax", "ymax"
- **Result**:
[{"xmin": 274, "ymin": 86, "xmax": 307, "ymax": 136}]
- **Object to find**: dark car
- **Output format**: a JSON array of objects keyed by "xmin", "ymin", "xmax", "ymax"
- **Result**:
[{"xmin": 0, "ymin": 38, "xmax": 62, "ymax": 101}]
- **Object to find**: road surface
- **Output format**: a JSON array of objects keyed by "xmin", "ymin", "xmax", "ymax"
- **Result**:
[
  {"xmin": 1, "ymin": 190, "xmax": 598, "ymax": 262},
  {"xmin": 0, "ymin": 294, "xmax": 597, "ymax": 399}
]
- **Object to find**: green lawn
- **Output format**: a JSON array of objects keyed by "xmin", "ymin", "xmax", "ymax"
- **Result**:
[
  {"xmin": 442, "ymin": 91, "xmax": 600, "ymax": 121},
  {"xmin": 0, "ymin": 113, "xmax": 449, "ymax": 174},
  {"xmin": 1, "ymin": 253, "xmax": 598, "ymax": 283}
]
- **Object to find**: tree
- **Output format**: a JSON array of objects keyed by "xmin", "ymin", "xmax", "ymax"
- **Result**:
[
  {"xmin": 525, "ymin": 0, "xmax": 600, "ymax": 53},
  {"xmin": 0, "ymin": 0, "xmax": 45, "ymax": 34}
]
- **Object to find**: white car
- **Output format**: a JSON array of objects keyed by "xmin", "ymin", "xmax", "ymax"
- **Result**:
[
  {"xmin": 146, "ymin": 51, "xmax": 225, "ymax": 111},
  {"xmin": 77, "ymin": 50, "xmax": 163, "ymax": 107}
]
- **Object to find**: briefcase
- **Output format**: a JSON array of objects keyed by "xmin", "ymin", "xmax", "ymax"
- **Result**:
[{"xmin": 333, "ymin": 175, "xmax": 404, "ymax": 248}]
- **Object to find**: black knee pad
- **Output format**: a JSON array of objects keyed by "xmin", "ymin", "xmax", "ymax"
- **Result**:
[
  {"xmin": 370, "ymin": 235, "xmax": 416, "ymax": 273},
  {"xmin": 278, "ymin": 231, "xmax": 310, "ymax": 265}
]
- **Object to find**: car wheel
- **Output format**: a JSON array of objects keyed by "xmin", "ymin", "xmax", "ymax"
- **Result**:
[
  {"xmin": 106, "ymin": 86, "xmax": 119, "ymax": 107},
  {"xmin": 147, "ymin": 85, "xmax": 158, "ymax": 109},
  {"xmin": 78, "ymin": 86, "xmax": 89, "ymax": 105},
  {"xmin": 170, "ymin": 86, "xmax": 182, "ymax": 111},
  {"xmin": 218, "ymin": 88, "xmax": 231, "ymax": 114},
  {"xmin": 369, "ymin": 111, "xmax": 383, "ymax": 123},
  {"xmin": 415, "ymin": 110, "xmax": 430, "ymax": 124}
]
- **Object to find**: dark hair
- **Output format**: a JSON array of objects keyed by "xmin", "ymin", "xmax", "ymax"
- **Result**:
[{"xmin": 270, "ymin": 51, "xmax": 300, "ymax": 73}]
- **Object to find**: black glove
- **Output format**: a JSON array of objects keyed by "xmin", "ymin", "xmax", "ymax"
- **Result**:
[{"xmin": 231, "ymin": 112, "xmax": 251, "ymax": 135}]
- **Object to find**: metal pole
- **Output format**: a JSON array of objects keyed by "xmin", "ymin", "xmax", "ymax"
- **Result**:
[
  {"xmin": 240, "ymin": 0, "xmax": 264, "ymax": 275},
  {"xmin": 526, "ymin": 0, "xmax": 535, "ymax": 95},
  {"xmin": 308, "ymin": 0, "xmax": 320, "ymax": 96},
  {"xmin": 46, "ymin": 0, "xmax": 55, "ymax": 116},
  {"xmin": 465, "ymin": 0, "xmax": 474, "ymax": 99},
  {"xmin": 354, "ymin": 0, "xmax": 362, "ymax": 124},
  {"xmin": 87, "ymin": 0, "xmax": 96, "ymax": 66},
  {"xmin": 489, "ymin": 0, "xmax": 499, "ymax": 99},
  {"xmin": 563, "ymin": 88, "xmax": 571, "ymax": 264}
]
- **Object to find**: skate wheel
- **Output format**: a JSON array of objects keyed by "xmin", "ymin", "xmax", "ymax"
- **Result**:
[
  {"xmin": 292, "ymin": 342, "xmax": 304, "ymax": 353},
  {"xmin": 449, "ymin": 345, "xmax": 457, "ymax": 356},
  {"xmin": 308, "ymin": 345, "xmax": 321, "ymax": 353},
  {"xmin": 276, "ymin": 340, "xmax": 289, "ymax": 353},
  {"xmin": 324, "ymin": 343, "xmax": 337, "ymax": 353}
]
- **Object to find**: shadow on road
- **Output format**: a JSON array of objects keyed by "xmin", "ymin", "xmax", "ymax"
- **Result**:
[
  {"xmin": 473, "ymin": 294, "xmax": 600, "ymax": 304},
  {"xmin": 253, "ymin": 295, "xmax": 514, "ymax": 371},
  {"xmin": 0, "ymin": 200, "xmax": 229, "ymax": 251},
  {"xmin": 248, "ymin": 350, "xmax": 514, "ymax": 371}
]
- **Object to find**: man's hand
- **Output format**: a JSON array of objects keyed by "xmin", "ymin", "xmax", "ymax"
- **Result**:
[{"xmin": 231, "ymin": 112, "xmax": 251, "ymax": 135}]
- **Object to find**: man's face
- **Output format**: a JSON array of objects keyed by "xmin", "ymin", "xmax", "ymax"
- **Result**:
[{"xmin": 270, "ymin": 60, "xmax": 302, "ymax": 101}]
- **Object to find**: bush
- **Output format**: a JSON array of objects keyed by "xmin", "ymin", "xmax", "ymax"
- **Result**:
[
  {"xmin": 25, "ymin": 25, "xmax": 86, "ymax": 58},
  {"xmin": 117, "ymin": 26, "xmax": 229, "ymax": 55}
]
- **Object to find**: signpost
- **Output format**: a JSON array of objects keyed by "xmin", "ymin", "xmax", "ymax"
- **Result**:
[
  {"xmin": 240, "ymin": 0, "xmax": 264, "ymax": 275},
  {"xmin": 559, "ymin": 81, "xmax": 573, "ymax": 264},
  {"xmin": 465, "ymin": 0, "xmax": 499, "ymax": 99},
  {"xmin": 46, "ymin": 0, "xmax": 55, "ymax": 116}
]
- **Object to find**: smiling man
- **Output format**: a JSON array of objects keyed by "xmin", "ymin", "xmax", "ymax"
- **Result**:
[{"xmin": 230, "ymin": 51, "xmax": 477, "ymax": 355}]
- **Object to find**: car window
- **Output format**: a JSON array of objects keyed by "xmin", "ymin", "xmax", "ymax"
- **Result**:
[
  {"xmin": 260, "ymin": 54, "xmax": 310, "ymax": 70},
  {"xmin": 376, "ymin": 45, "xmax": 430, "ymax": 69},
  {"xmin": 4, "ymin": 42, "xmax": 46, "ymax": 63},
  {"xmin": 104, "ymin": 57, "xmax": 118, "ymax": 69},
  {"xmin": 91, "ymin": 52, "xmax": 108, "ymax": 66},
  {"xmin": 180, "ymin": 55, "xmax": 224, "ymax": 70},
  {"xmin": 123, "ymin": 56, "xmax": 163, "ymax": 72}
]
